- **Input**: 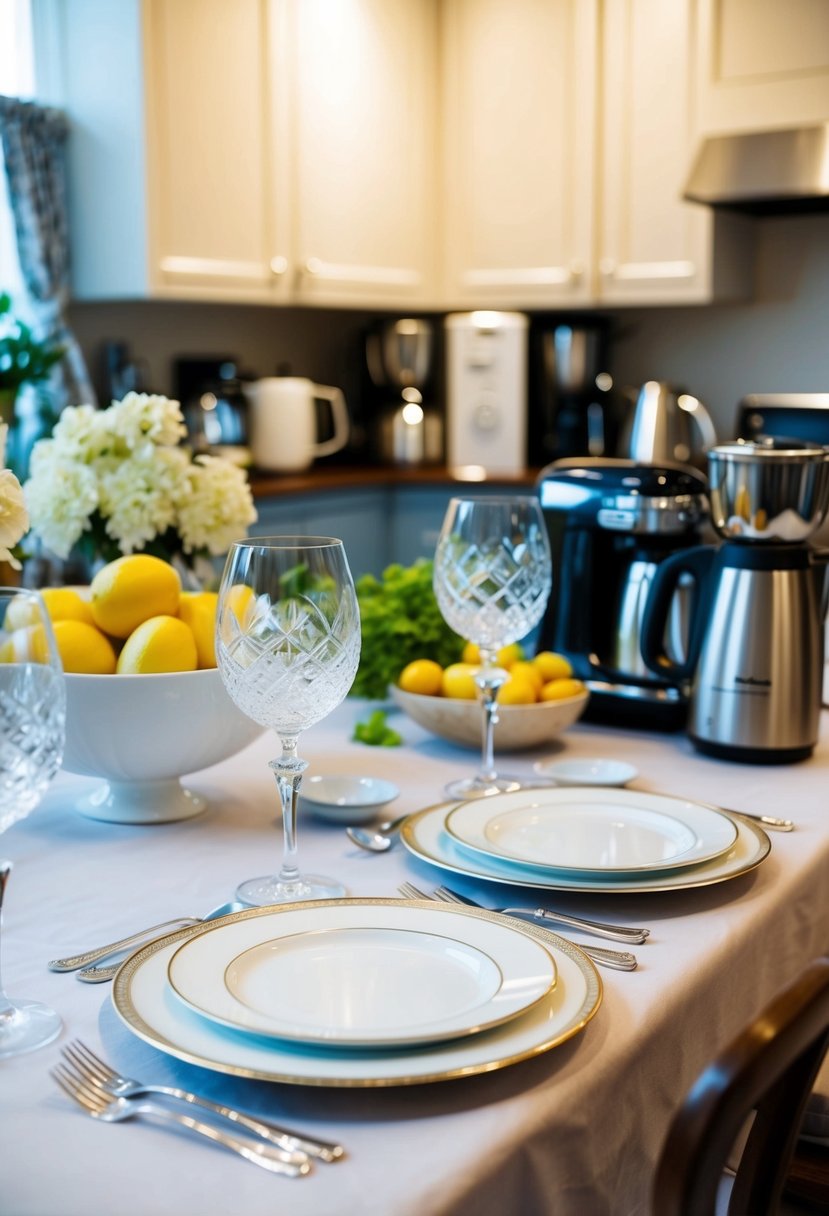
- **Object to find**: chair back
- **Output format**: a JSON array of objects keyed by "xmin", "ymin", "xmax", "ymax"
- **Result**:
[{"xmin": 653, "ymin": 957, "xmax": 829, "ymax": 1216}]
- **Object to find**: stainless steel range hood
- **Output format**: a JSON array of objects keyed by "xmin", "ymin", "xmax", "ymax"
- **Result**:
[{"xmin": 684, "ymin": 124, "xmax": 829, "ymax": 216}]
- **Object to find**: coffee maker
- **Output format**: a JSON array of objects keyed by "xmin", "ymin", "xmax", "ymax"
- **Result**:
[
  {"xmin": 528, "ymin": 320, "xmax": 620, "ymax": 464},
  {"xmin": 537, "ymin": 458, "xmax": 709, "ymax": 729},
  {"xmin": 641, "ymin": 440, "xmax": 829, "ymax": 763},
  {"xmin": 365, "ymin": 318, "xmax": 443, "ymax": 466}
]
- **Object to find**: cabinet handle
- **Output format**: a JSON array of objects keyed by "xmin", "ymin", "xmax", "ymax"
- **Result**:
[
  {"xmin": 303, "ymin": 257, "xmax": 322, "ymax": 276},
  {"xmin": 599, "ymin": 258, "xmax": 617, "ymax": 278},
  {"xmin": 270, "ymin": 256, "xmax": 289, "ymax": 277},
  {"xmin": 569, "ymin": 261, "xmax": 584, "ymax": 280}
]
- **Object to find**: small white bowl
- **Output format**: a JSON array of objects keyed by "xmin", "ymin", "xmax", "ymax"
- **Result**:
[
  {"xmin": 298, "ymin": 775, "xmax": 400, "ymax": 824},
  {"xmin": 532, "ymin": 757, "xmax": 639, "ymax": 787}
]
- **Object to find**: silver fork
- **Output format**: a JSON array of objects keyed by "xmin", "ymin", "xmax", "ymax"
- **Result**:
[
  {"xmin": 398, "ymin": 882, "xmax": 638, "ymax": 971},
  {"xmin": 432, "ymin": 883, "xmax": 649, "ymax": 943},
  {"xmin": 51, "ymin": 1063, "xmax": 311, "ymax": 1177},
  {"xmin": 59, "ymin": 1040, "xmax": 344, "ymax": 1163}
]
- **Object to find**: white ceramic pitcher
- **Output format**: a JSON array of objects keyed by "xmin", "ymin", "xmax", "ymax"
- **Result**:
[{"xmin": 245, "ymin": 377, "xmax": 350, "ymax": 472}]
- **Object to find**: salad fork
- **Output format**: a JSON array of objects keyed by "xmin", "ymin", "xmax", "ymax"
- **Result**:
[
  {"xmin": 51, "ymin": 1064, "xmax": 311, "ymax": 1176},
  {"xmin": 398, "ymin": 883, "xmax": 639, "ymax": 971},
  {"xmin": 59, "ymin": 1040, "xmax": 344, "ymax": 1163}
]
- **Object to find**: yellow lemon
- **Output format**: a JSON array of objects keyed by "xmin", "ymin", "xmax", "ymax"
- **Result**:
[
  {"xmin": 496, "ymin": 673, "xmax": 538, "ymax": 705},
  {"xmin": 50, "ymin": 619, "xmax": 117, "ymax": 674},
  {"xmin": 225, "ymin": 583, "xmax": 256, "ymax": 628},
  {"xmin": 461, "ymin": 641, "xmax": 524, "ymax": 668},
  {"xmin": 533, "ymin": 650, "xmax": 573, "ymax": 682},
  {"xmin": 441, "ymin": 662, "xmax": 479, "ymax": 700},
  {"xmin": 461, "ymin": 640, "xmax": 480, "ymax": 665},
  {"xmin": 0, "ymin": 624, "xmax": 48, "ymax": 663},
  {"xmin": 116, "ymin": 615, "xmax": 198, "ymax": 675},
  {"xmin": 540, "ymin": 676, "xmax": 586, "ymax": 701},
  {"xmin": 509, "ymin": 659, "xmax": 544, "ymax": 694},
  {"xmin": 398, "ymin": 658, "xmax": 444, "ymax": 696},
  {"xmin": 5, "ymin": 587, "xmax": 95, "ymax": 630},
  {"xmin": 90, "ymin": 555, "xmax": 182, "ymax": 639},
  {"xmin": 178, "ymin": 591, "xmax": 218, "ymax": 669}
]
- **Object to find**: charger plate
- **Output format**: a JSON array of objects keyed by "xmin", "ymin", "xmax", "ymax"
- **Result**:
[
  {"xmin": 401, "ymin": 803, "xmax": 770, "ymax": 894},
  {"xmin": 444, "ymin": 788, "xmax": 737, "ymax": 876},
  {"xmin": 111, "ymin": 899, "xmax": 601, "ymax": 1087},
  {"xmin": 167, "ymin": 900, "xmax": 557, "ymax": 1048}
]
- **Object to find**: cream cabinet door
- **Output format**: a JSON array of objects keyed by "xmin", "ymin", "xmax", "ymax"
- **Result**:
[
  {"xmin": 287, "ymin": 0, "xmax": 439, "ymax": 308},
  {"xmin": 695, "ymin": 0, "xmax": 829, "ymax": 134},
  {"xmin": 440, "ymin": 0, "xmax": 597, "ymax": 309},
  {"xmin": 598, "ymin": 0, "xmax": 749, "ymax": 304},
  {"xmin": 143, "ymin": 0, "xmax": 288, "ymax": 301}
]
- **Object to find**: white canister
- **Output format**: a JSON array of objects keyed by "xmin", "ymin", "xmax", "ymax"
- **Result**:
[{"xmin": 245, "ymin": 377, "xmax": 350, "ymax": 472}]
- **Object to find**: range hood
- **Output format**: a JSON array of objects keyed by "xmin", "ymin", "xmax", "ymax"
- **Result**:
[{"xmin": 684, "ymin": 124, "xmax": 829, "ymax": 216}]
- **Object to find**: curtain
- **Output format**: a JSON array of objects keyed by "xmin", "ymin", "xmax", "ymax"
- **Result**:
[{"xmin": 0, "ymin": 94, "xmax": 95, "ymax": 411}]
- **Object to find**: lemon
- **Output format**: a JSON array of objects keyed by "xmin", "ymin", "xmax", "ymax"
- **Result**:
[
  {"xmin": 509, "ymin": 659, "xmax": 544, "ymax": 694},
  {"xmin": 225, "ymin": 583, "xmax": 256, "ymax": 628},
  {"xmin": 178, "ymin": 591, "xmax": 218, "ymax": 669},
  {"xmin": 116, "ymin": 615, "xmax": 198, "ymax": 674},
  {"xmin": 461, "ymin": 641, "xmax": 524, "ymax": 668},
  {"xmin": 90, "ymin": 555, "xmax": 182, "ymax": 639},
  {"xmin": 0, "ymin": 624, "xmax": 47, "ymax": 663},
  {"xmin": 50, "ymin": 619, "xmax": 118, "ymax": 674},
  {"xmin": 6, "ymin": 587, "xmax": 96, "ymax": 630},
  {"xmin": 540, "ymin": 677, "xmax": 585, "ymax": 701},
  {"xmin": 496, "ymin": 673, "xmax": 538, "ymax": 705},
  {"xmin": 398, "ymin": 658, "xmax": 444, "ymax": 696},
  {"xmin": 441, "ymin": 662, "xmax": 479, "ymax": 700},
  {"xmin": 533, "ymin": 650, "xmax": 573, "ymax": 682}
]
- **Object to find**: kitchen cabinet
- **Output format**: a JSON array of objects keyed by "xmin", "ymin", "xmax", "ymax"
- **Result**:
[
  {"xmin": 54, "ymin": 0, "xmax": 439, "ymax": 308},
  {"xmin": 694, "ymin": 0, "xmax": 829, "ymax": 135},
  {"xmin": 440, "ymin": 0, "xmax": 751, "ymax": 308}
]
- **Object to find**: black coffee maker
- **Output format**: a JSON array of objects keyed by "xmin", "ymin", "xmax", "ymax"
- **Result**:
[{"xmin": 536, "ymin": 458, "xmax": 708, "ymax": 729}]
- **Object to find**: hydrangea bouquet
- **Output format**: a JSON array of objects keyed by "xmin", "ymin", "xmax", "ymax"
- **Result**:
[
  {"xmin": 23, "ymin": 393, "xmax": 257, "ymax": 575},
  {"xmin": 0, "ymin": 423, "xmax": 29, "ymax": 570}
]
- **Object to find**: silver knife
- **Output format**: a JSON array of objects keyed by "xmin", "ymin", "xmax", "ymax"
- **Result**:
[{"xmin": 49, "ymin": 902, "xmax": 242, "ymax": 978}]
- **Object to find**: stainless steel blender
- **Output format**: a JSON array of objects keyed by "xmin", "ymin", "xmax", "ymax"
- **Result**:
[{"xmin": 641, "ymin": 439, "xmax": 829, "ymax": 763}]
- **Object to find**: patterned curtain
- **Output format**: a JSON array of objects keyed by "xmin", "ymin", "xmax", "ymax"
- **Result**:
[{"xmin": 0, "ymin": 95, "xmax": 95, "ymax": 410}]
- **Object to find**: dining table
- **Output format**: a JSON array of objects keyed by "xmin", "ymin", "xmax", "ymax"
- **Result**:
[{"xmin": 2, "ymin": 696, "xmax": 829, "ymax": 1216}]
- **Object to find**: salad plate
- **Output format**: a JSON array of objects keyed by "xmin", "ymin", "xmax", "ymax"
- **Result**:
[
  {"xmin": 444, "ymin": 788, "xmax": 737, "ymax": 876},
  {"xmin": 167, "ymin": 900, "xmax": 556, "ymax": 1048},
  {"xmin": 112, "ymin": 900, "xmax": 601, "ymax": 1087},
  {"xmin": 401, "ymin": 803, "xmax": 771, "ymax": 894}
]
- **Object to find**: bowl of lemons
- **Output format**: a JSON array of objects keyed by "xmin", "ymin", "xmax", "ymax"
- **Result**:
[
  {"xmin": 23, "ymin": 556, "xmax": 264, "ymax": 824},
  {"xmin": 389, "ymin": 645, "xmax": 589, "ymax": 750}
]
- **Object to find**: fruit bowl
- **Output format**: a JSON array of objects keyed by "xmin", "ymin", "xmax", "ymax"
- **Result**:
[
  {"xmin": 389, "ymin": 685, "xmax": 590, "ymax": 751},
  {"xmin": 63, "ymin": 669, "xmax": 265, "ymax": 824}
]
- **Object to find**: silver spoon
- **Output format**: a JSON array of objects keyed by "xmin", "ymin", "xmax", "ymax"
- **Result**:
[{"xmin": 346, "ymin": 815, "xmax": 409, "ymax": 852}]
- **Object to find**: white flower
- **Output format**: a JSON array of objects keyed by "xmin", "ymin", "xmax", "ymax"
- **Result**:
[
  {"xmin": 0, "ymin": 423, "xmax": 29, "ymax": 569},
  {"xmin": 24, "ymin": 449, "xmax": 98, "ymax": 558},
  {"xmin": 176, "ymin": 455, "xmax": 258, "ymax": 556},
  {"xmin": 98, "ymin": 446, "xmax": 188, "ymax": 554}
]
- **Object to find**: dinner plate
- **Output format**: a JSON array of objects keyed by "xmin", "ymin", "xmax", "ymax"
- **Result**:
[
  {"xmin": 444, "ymin": 788, "xmax": 738, "ymax": 876},
  {"xmin": 167, "ymin": 901, "xmax": 557, "ymax": 1047},
  {"xmin": 401, "ymin": 803, "xmax": 770, "ymax": 894},
  {"xmin": 112, "ymin": 899, "xmax": 601, "ymax": 1087}
]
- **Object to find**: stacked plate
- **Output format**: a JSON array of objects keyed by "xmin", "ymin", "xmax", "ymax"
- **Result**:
[
  {"xmin": 400, "ymin": 788, "xmax": 772, "ymax": 894},
  {"xmin": 111, "ymin": 898, "xmax": 602, "ymax": 1087}
]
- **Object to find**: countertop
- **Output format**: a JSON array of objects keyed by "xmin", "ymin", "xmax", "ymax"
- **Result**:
[{"xmin": 248, "ymin": 465, "xmax": 544, "ymax": 498}]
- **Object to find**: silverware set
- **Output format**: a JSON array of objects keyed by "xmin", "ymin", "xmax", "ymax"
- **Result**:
[
  {"xmin": 398, "ymin": 882, "xmax": 641, "ymax": 971},
  {"xmin": 51, "ymin": 1040, "xmax": 344, "ymax": 1175}
]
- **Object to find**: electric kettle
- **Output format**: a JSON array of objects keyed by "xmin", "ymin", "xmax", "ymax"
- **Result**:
[
  {"xmin": 622, "ymin": 381, "xmax": 718, "ymax": 468},
  {"xmin": 245, "ymin": 377, "xmax": 349, "ymax": 472},
  {"xmin": 641, "ymin": 440, "xmax": 829, "ymax": 763}
]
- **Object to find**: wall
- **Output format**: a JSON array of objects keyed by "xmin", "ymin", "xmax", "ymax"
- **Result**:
[{"xmin": 67, "ymin": 213, "xmax": 829, "ymax": 448}]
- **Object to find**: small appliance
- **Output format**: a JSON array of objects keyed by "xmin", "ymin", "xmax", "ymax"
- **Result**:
[
  {"xmin": 619, "ymin": 381, "xmax": 718, "ymax": 469},
  {"xmin": 536, "ymin": 458, "xmax": 708, "ymax": 730},
  {"xmin": 445, "ymin": 311, "xmax": 528, "ymax": 474},
  {"xmin": 641, "ymin": 440, "xmax": 829, "ymax": 763},
  {"xmin": 176, "ymin": 357, "xmax": 251, "ymax": 467},
  {"xmin": 528, "ymin": 320, "xmax": 618, "ymax": 463},
  {"xmin": 245, "ymin": 377, "xmax": 349, "ymax": 473},
  {"xmin": 365, "ymin": 318, "xmax": 443, "ymax": 466}
]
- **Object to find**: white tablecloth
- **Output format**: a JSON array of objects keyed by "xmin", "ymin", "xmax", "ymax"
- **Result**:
[{"xmin": 3, "ymin": 700, "xmax": 829, "ymax": 1216}]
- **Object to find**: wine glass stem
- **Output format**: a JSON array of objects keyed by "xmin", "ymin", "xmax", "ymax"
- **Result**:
[
  {"xmin": 0, "ymin": 862, "xmax": 12, "ymax": 1019},
  {"xmin": 269, "ymin": 739, "xmax": 308, "ymax": 894},
  {"xmin": 476, "ymin": 649, "xmax": 507, "ymax": 783}
]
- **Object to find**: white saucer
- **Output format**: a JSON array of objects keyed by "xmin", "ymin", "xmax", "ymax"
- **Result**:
[
  {"xmin": 532, "ymin": 758, "xmax": 638, "ymax": 787},
  {"xmin": 298, "ymin": 775, "xmax": 400, "ymax": 823}
]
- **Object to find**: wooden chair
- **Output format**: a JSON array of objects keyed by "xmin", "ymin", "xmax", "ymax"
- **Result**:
[{"xmin": 653, "ymin": 958, "xmax": 829, "ymax": 1216}]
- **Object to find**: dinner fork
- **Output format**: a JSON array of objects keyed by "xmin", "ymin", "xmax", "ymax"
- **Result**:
[
  {"xmin": 59, "ymin": 1040, "xmax": 344, "ymax": 1163},
  {"xmin": 51, "ymin": 1064, "xmax": 311, "ymax": 1177},
  {"xmin": 397, "ymin": 883, "xmax": 638, "ymax": 971}
]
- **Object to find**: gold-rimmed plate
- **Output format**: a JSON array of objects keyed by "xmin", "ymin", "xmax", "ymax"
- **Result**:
[{"xmin": 111, "ymin": 899, "xmax": 601, "ymax": 1087}]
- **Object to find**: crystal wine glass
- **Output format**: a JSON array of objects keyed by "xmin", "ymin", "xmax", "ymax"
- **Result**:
[
  {"xmin": 434, "ymin": 497, "xmax": 552, "ymax": 800},
  {"xmin": 0, "ymin": 587, "xmax": 66, "ymax": 1057},
  {"xmin": 216, "ymin": 537, "xmax": 361, "ymax": 905}
]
